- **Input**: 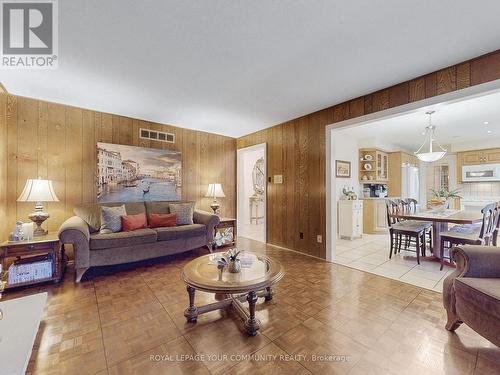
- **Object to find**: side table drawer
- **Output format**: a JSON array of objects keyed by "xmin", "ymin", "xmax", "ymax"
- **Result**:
[{"xmin": 3, "ymin": 242, "xmax": 57, "ymax": 255}]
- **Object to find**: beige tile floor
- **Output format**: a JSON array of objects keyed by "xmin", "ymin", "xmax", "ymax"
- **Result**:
[
  {"xmin": 334, "ymin": 234, "xmax": 456, "ymax": 292},
  {"xmin": 239, "ymin": 222, "xmax": 265, "ymax": 243}
]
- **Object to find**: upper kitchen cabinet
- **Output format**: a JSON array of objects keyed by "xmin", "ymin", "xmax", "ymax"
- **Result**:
[
  {"xmin": 359, "ymin": 148, "xmax": 388, "ymax": 183},
  {"xmin": 460, "ymin": 150, "xmax": 482, "ymax": 165},
  {"xmin": 484, "ymin": 149, "xmax": 500, "ymax": 163},
  {"xmin": 376, "ymin": 150, "xmax": 389, "ymax": 181}
]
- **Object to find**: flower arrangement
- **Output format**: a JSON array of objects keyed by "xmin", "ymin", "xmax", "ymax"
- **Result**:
[
  {"xmin": 430, "ymin": 187, "xmax": 462, "ymax": 200},
  {"xmin": 428, "ymin": 188, "xmax": 461, "ymax": 212}
]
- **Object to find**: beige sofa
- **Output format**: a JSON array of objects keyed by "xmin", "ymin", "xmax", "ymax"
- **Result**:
[
  {"xmin": 58, "ymin": 201, "xmax": 219, "ymax": 282},
  {"xmin": 443, "ymin": 245, "xmax": 500, "ymax": 347}
]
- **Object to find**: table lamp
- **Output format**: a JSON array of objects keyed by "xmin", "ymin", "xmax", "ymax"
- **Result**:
[
  {"xmin": 205, "ymin": 183, "xmax": 225, "ymax": 214},
  {"xmin": 17, "ymin": 178, "xmax": 60, "ymax": 236}
]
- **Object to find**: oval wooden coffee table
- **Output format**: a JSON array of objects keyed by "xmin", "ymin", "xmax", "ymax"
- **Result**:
[{"xmin": 181, "ymin": 252, "xmax": 285, "ymax": 336}]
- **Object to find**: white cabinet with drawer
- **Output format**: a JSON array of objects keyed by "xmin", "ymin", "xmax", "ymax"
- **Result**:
[{"xmin": 338, "ymin": 200, "xmax": 363, "ymax": 240}]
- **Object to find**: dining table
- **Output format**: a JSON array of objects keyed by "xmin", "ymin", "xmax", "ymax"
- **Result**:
[{"xmin": 392, "ymin": 209, "xmax": 484, "ymax": 262}]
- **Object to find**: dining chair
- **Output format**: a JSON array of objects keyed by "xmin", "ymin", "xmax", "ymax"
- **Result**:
[
  {"xmin": 404, "ymin": 198, "xmax": 433, "ymax": 250},
  {"xmin": 386, "ymin": 199, "xmax": 430, "ymax": 264},
  {"xmin": 439, "ymin": 202, "xmax": 500, "ymax": 270},
  {"xmin": 493, "ymin": 201, "xmax": 500, "ymax": 246}
]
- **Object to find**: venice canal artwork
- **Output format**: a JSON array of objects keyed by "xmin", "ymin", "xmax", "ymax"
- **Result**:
[{"xmin": 97, "ymin": 142, "xmax": 181, "ymax": 203}]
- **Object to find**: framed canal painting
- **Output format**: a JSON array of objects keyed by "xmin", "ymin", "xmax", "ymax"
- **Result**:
[{"xmin": 97, "ymin": 142, "xmax": 182, "ymax": 203}]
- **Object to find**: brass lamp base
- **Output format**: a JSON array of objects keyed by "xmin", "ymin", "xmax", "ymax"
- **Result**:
[
  {"xmin": 210, "ymin": 200, "xmax": 220, "ymax": 215},
  {"xmin": 28, "ymin": 202, "xmax": 49, "ymax": 237}
]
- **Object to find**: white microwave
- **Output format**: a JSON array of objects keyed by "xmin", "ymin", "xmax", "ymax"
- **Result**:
[{"xmin": 462, "ymin": 163, "xmax": 500, "ymax": 182}]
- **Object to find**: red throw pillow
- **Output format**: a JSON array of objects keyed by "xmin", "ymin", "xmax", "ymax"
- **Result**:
[
  {"xmin": 148, "ymin": 213, "xmax": 177, "ymax": 228},
  {"xmin": 121, "ymin": 213, "xmax": 147, "ymax": 232}
]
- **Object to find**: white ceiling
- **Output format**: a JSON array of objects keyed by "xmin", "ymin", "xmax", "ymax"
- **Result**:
[
  {"xmin": 336, "ymin": 90, "xmax": 500, "ymax": 152},
  {"xmin": 2, "ymin": 1, "xmax": 500, "ymax": 138}
]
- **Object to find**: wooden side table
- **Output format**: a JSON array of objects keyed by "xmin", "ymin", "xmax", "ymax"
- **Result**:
[
  {"xmin": 0, "ymin": 232, "xmax": 66, "ymax": 290},
  {"xmin": 214, "ymin": 217, "xmax": 237, "ymax": 248}
]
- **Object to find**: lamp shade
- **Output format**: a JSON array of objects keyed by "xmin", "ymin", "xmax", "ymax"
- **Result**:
[
  {"xmin": 205, "ymin": 183, "xmax": 225, "ymax": 198},
  {"xmin": 414, "ymin": 111, "xmax": 447, "ymax": 163},
  {"xmin": 17, "ymin": 178, "xmax": 60, "ymax": 202},
  {"xmin": 415, "ymin": 151, "xmax": 447, "ymax": 163}
]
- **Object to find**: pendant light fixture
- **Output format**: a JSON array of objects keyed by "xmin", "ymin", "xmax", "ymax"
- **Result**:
[{"xmin": 414, "ymin": 111, "xmax": 447, "ymax": 162}]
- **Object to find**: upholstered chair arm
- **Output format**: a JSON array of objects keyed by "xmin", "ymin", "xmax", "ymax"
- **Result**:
[
  {"xmin": 443, "ymin": 245, "xmax": 500, "ymax": 316},
  {"xmin": 193, "ymin": 210, "xmax": 220, "ymax": 243},
  {"xmin": 58, "ymin": 216, "xmax": 91, "ymax": 270},
  {"xmin": 452, "ymin": 245, "xmax": 500, "ymax": 278}
]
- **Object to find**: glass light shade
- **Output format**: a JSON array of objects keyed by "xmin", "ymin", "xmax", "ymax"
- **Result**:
[
  {"xmin": 415, "ymin": 151, "xmax": 447, "ymax": 162},
  {"xmin": 17, "ymin": 178, "xmax": 60, "ymax": 202},
  {"xmin": 205, "ymin": 183, "xmax": 225, "ymax": 198},
  {"xmin": 414, "ymin": 112, "xmax": 446, "ymax": 163}
]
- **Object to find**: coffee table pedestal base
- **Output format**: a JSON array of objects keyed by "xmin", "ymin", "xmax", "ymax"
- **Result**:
[{"xmin": 184, "ymin": 287, "xmax": 273, "ymax": 336}]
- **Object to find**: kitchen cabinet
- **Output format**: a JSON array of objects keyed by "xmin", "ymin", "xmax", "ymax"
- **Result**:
[
  {"xmin": 456, "ymin": 147, "xmax": 500, "ymax": 183},
  {"xmin": 461, "ymin": 151, "xmax": 482, "ymax": 165},
  {"xmin": 338, "ymin": 200, "xmax": 363, "ymax": 240},
  {"xmin": 459, "ymin": 148, "xmax": 500, "ymax": 165},
  {"xmin": 363, "ymin": 199, "xmax": 388, "ymax": 234},
  {"xmin": 359, "ymin": 148, "xmax": 388, "ymax": 183},
  {"xmin": 484, "ymin": 149, "xmax": 500, "ymax": 163},
  {"xmin": 376, "ymin": 150, "xmax": 389, "ymax": 181}
]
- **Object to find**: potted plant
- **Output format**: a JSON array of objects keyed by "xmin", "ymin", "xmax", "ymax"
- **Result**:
[
  {"xmin": 428, "ymin": 188, "xmax": 461, "ymax": 212},
  {"xmin": 217, "ymin": 248, "xmax": 242, "ymax": 273}
]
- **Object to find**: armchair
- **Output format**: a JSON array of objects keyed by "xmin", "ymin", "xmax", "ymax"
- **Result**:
[{"xmin": 443, "ymin": 245, "xmax": 500, "ymax": 347}]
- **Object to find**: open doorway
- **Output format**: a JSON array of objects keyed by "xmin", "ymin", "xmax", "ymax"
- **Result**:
[
  {"xmin": 237, "ymin": 143, "xmax": 266, "ymax": 243},
  {"xmin": 326, "ymin": 80, "xmax": 500, "ymax": 291}
]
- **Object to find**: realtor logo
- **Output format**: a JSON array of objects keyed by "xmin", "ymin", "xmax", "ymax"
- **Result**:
[{"xmin": 1, "ymin": 0, "xmax": 58, "ymax": 69}]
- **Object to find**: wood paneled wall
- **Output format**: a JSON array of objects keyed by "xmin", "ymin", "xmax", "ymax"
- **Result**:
[
  {"xmin": 0, "ymin": 92, "xmax": 7, "ymax": 242},
  {"xmin": 1, "ymin": 94, "xmax": 236, "ymax": 236},
  {"xmin": 237, "ymin": 50, "xmax": 500, "ymax": 259}
]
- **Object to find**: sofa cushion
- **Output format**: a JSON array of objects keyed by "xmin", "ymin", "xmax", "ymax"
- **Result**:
[
  {"xmin": 122, "ymin": 213, "xmax": 148, "ymax": 232},
  {"xmin": 145, "ymin": 201, "xmax": 170, "ymax": 215},
  {"xmin": 169, "ymin": 202, "xmax": 195, "ymax": 225},
  {"xmin": 74, "ymin": 204, "xmax": 101, "ymax": 233},
  {"xmin": 455, "ymin": 277, "xmax": 500, "ymax": 319},
  {"xmin": 90, "ymin": 228, "xmax": 158, "ymax": 250},
  {"xmin": 154, "ymin": 224, "xmax": 206, "ymax": 241}
]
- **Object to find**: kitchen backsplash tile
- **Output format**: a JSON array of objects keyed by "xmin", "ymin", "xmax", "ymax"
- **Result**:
[{"xmin": 459, "ymin": 182, "xmax": 500, "ymax": 199}]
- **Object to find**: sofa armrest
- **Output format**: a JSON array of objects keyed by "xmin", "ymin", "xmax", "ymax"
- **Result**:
[
  {"xmin": 452, "ymin": 245, "xmax": 500, "ymax": 278},
  {"xmin": 193, "ymin": 210, "xmax": 220, "ymax": 243},
  {"xmin": 58, "ymin": 216, "xmax": 91, "ymax": 269}
]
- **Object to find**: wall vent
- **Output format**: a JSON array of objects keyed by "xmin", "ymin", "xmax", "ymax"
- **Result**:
[{"xmin": 139, "ymin": 128, "xmax": 175, "ymax": 143}]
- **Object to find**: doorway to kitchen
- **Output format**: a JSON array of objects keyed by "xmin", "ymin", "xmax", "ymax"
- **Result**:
[
  {"xmin": 237, "ymin": 143, "xmax": 266, "ymax": 243},
  {"xmin": 326, "ymin": 80, "xmax": 500, "ymax": 291}
]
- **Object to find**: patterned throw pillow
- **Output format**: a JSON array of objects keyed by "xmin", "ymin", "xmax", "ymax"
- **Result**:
[
  {"xmin": 100, "ymin": 205, "xmax": 127, "ymax": 233},
  {"xmin": 168, "ymin": 202, "xmax": 194, "ymax": 225}
]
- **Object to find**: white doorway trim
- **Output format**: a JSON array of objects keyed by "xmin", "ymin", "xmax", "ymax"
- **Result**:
[
  {"xmin": 325, "ymin": 79, "xmax": 500, "ymax": 262},
  {"xmin": 237, "ymin": 143, "xmax": 267, "ymax": 243}
]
